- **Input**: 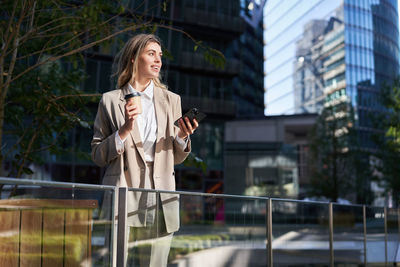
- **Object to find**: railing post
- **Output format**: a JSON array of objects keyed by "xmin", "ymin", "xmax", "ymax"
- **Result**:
[
  {"xmin": 117, "ymin": 187, "xmax": 128, "ymax": 267},
  {"xmin": 363, "ymin": 205, "xmax": 367, "ymax": 266},
  {"xmin": 398, "ymin": 208, "xmax": 400, "ymax": 263},
  {"xmin": 156, "ymin": 191, "xmax": 160, "ymax": 238},
  {"xmin": 329, "ymin": 203, "xmax": 334, "ymax": 267},
  {"xmin": 384, "ymin": 207, "xmax": 388, "ymax": 266},
  {"xmin": 266, "ymin": 198, "xmax": 273, "ymax": 267},
  {"xmin": 111, "ymin": 187, "xmax": 117, "ymax": 267}
]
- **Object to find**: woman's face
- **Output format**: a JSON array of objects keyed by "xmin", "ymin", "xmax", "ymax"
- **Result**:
[{"xmin": 135, "ymin": 41, "xmax": 162, "ymax": 81}]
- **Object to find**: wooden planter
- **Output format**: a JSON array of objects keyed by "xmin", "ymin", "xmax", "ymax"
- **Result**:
[{"xmin": 0, "ymin": 199, "xmax": 98, "ymax": 267}]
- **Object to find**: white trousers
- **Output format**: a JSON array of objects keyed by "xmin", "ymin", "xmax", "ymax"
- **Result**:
[{"xmin": 127, "ymin": 162, "xmax": 173, "ymax": 267}]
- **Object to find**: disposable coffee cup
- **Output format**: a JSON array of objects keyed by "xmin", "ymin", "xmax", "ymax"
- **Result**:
[{"xmin": 125, "ymin": 92, "xmax": 142, "ymax": 114}]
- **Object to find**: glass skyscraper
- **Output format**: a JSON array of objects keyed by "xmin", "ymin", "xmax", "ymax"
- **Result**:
[{"xmin": 264, "ymin": 0, "xmax": 399, "ymax": 119}]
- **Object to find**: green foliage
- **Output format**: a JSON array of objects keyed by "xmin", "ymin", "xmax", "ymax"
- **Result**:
[
  {"xmin": 4, "ymin": 61, "xmax": 96, "ymax": 177},
  {"xmin": 183, "ymin": 152, "xmax": 207, "ymax": 174},
  {"xmin": 1, "ymin": 0, "xmax": 136, "ymax": 177},
  {"xmin": 203, "ymin": 48, "xmax": 226, "ymax": 70},
  {"xmin": 370, "ymin": 78, "xmax": 400, "ymax": 206},
  {"xmin": 308, "ymin": 102, "xmax": 370, "ymax": 202}
]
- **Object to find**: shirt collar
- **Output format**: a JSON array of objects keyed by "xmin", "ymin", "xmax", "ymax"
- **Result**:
[{"xmin": 128, "ymin": 80, "xmax": 154, "ymax": 100}]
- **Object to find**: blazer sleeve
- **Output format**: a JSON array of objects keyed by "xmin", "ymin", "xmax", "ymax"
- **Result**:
[
  {"xmin": 91, "ymin": 95, "xmax": 120, "ymax": 168},
  {"xmin": 172, "ymin": 95, "xmax": 191, "ymax": 164}
]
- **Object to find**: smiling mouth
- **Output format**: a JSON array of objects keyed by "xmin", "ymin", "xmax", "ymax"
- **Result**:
[{"xmin": 152, "ymin": 66, "xmax": 160, "ymax": 71}]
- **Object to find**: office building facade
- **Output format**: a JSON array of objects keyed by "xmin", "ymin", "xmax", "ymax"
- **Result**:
[
  {"xmin": 264, "ymin": 0, "xmax": 399, "ymax": 202},
  {"xmin": 264, "ymin": 0, "xmax": 399, "ymax": 118}
]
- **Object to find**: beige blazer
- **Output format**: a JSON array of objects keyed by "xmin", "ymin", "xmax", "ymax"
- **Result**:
[{"xmin": 91, "ymin": 85, "xmax": 190, "ymax": 233}]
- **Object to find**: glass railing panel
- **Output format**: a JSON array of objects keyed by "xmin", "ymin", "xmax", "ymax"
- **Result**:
[
  {"xmin": 125, "ymin": 188, "xmax": 159, "ymax": 266},
  {"xmin": 365, "ymin": 206, "xmax": 386, "ymax": 266},
  {"xmin": 332, "ymin": 204, "xmax": 364, "ymax": 266},
  {"xmin": 0, "ymin": 179, "xmax": 115, "ymax": 267},
  {"xmin": 168, "ymin": 193, "xmax": 267, "ymax": 267},
  {"xmin": 272, "ymin": 200, "xmax": 330, "ymax": 267},
  {"xmin": 387, "ymin": 208, "xmax": 399, "ymax": 264}
]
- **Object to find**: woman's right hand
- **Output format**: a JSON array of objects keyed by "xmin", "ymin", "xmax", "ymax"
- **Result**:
[{"xmin": 118, "ymin": 101, "xmax": 140, "ymax": 140}]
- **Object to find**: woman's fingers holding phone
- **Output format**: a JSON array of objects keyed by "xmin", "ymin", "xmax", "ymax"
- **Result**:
[
  {"xmin": 177, "ymin": 117, "xmax": 196, "ymax": 139},
  {"xmin": 184, "ymin": 117, "xmax": 199, "ymax": 134},
  {"xmin": 192, "ymin": 118, "xmax": 199, "ymax": 129}
]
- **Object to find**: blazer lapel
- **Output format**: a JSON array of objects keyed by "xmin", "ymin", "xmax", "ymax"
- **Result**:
[
  {"xmin": 154, "ymin": 87, "xmax": 167, "ymax": 144},
  {"xmin": 118, "ymin": 86, "xmax": 146, "ymax": 164}
]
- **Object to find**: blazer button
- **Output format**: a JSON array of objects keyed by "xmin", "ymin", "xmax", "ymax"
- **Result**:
[{"xmin": 124, "ymin": 166, "xmax": 128, "ymax": 171}]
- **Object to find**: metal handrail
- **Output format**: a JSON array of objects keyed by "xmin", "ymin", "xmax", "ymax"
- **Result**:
[
  {"xmin": 128, "ymin": 187, "xmax": 270, "ymax": 200},
  {"xmin": 0, "ymin": 177, "xmax": 391, "ymax": 208},
  {"xmin": 0, "ymin": 177, "xmax": 115, "ymax": 190}
]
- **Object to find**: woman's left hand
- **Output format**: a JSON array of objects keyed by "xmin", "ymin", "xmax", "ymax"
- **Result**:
[{"xmin": 177, "ymin": 117, "xmax": 199, "ymax": 139}]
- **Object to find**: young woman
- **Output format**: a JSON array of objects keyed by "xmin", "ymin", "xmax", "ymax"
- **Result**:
[{"xmin": 91, "ymin": 33, "xmax": 198, "ymax": 267}]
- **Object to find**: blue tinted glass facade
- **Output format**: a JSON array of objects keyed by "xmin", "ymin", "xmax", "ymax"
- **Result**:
[
  {"xmin": 264, "ymin": 0, "xmax": 344, "ymax": 115},
  {"xmin": 264, "ymin": 0, "xmax": 400, "ymax": 118},
  {"xmin": 345, "ymin": 0, "xmax": 399, "ymax": 136}
]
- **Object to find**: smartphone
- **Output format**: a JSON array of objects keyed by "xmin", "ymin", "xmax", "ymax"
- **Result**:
[{"xmin": 174, "ymin": 108, "xmax": 206, "ymax": 127}]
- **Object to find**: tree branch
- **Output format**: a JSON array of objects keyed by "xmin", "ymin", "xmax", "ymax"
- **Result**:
[
  {"xmin": 29, "ymin": 1, "xmax": 37, "ymax": 31},
  {"xmin": 0, "ymin": 0, "xmax": 20, "ymax": 93},
  {"xmin": 2, "ymin": 0, "xmax": 29, "ymax": 102},
  {"xmin": 16, "ymin": 129, "xmax": 38, "ymax": 178},
  {"xmin": 1, "ymin": 0, "xmax": 19, "ymax": 57},
  {"xmin": 19, "ymin": 15, "xmax": 82, "ymax": 43},
  {"xmin": 52, "ymin": 93, "xmax": 101, "ymax": 101},
  {"xmin": 29, "ymin": 118, "xmax": 74, "ymax": 154},
  {"xmin": 13, "ymin": 12, "xmax": 121, "ymax": 63},
  {"xmin": 8, "ymin": 22, "xmax": 150, "ymax": 86}
]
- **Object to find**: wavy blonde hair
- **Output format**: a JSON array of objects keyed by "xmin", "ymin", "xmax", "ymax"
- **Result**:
[{"xmin": 113, "ymin": 33, "xmax": 167, "ymax": 90}]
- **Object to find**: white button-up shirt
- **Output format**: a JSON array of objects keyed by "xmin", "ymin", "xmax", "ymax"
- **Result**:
[{"xmin": 116, "ymin": 81, "xmax": 187, "ymax": 162}]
